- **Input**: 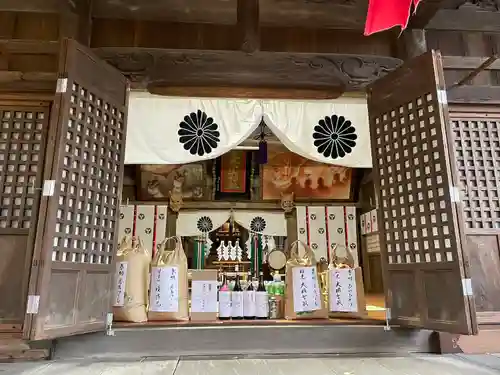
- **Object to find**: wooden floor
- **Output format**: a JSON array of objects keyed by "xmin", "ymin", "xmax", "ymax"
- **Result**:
[{"xmin": 114, "ymin": 294, "xmax": 386, "ymax": 328}]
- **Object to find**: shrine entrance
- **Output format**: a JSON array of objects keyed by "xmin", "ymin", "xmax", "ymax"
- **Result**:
[{"xmin": 0, "ymin": 39, "xmax": 478, "ymax": 356}]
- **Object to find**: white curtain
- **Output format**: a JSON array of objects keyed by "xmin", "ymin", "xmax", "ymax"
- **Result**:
[
  {"xmin": 233, "ymin": 210, "xmax": 287, "ymax": 236},
  {"xmin": 263, "ymin": 97, "xmax": 372, "ymax": 168},
  {"xmin": 176, "ymin": 210, "xmax": 231, "ymax": 236},
  {"xmin": 125, "ymin": 92, "xmax": 263, "ymax": 164}
]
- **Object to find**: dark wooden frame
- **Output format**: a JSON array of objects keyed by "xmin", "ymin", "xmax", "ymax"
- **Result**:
[
  {"xmin": 447, "ymin": 106, "xmax": 500, "ymax": 325},
  {"xmin": 24, "ymin": 38, "xmax": 129, "ymax": 340},
  {"xmin": 0, "ymin": 99, "xmax": 51, "ymax": 333},
  {"xmin": 368, "ymin": 50, "xmax": 478, "ymax": 334}
]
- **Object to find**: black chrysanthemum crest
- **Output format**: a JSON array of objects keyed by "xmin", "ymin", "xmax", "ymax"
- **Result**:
[
  {"xmin": 197, "ymin": 216, "xmax": 213, "ymax": 233},
  {"xmin": 250, "ymin": 216, "xmax": 267, "ymax": 233},
  {"xmin": 178, "ymin": 110, "xmax": 220, "ymax": 156},
  {"xmin": 313, "ymin": 114, "xmax": 357, "ymax": 159}
]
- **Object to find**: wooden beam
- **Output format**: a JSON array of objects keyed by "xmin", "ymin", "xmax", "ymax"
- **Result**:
[
  {"xmin": 0, "ymin": 70, "xmax": 57, "ymax": 92},
  {"xmin": 94, "ymin": 47, "xmax": 402, "ymax": 92},
  {"xmin": 237, "ymin": 0, "xmax": 260, "ymax": 53},
  {"xmin": 447, "ymin": 55, "xmax": 497, "ymax": 88},
  {"xmin": 148, "ymin": 85, "xmax": 343, "ymax": 100},
  {"xmin": 443, "ymin": 56, "xmax": 500, "ymax": 70},
  {"xmin": 0, "ymin": 40, "xmax": 59, "ymax": 54},
  {"xmin": 90, "ymin": 18, "xmax": 393, "ymax": 56},
  {"xmin": 447, "ymin": 85, "xmax": 500, "ymax": 104},
  {"xmin": 426, "ymin": 8, "xmax": 500, "ymax": 31}
]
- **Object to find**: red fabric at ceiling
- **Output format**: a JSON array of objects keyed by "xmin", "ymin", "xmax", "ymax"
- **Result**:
[{"xmin": 364, "ymin": 0, "xmax": 422, "ymax": 36}]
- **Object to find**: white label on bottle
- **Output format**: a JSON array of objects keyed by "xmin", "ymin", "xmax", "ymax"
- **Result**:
[
  {"xmin": 113, "ymin": 262, "xmax": 128, "ymax": 307},
  {"xmin": 243, "ymin": 290, "xmax": 256, "ymax": 317},
  {"xmin": 231, "ymin": 291, "xmax": 244, "ymax": 317},
  {"xmin": 218, "ymin": 291, "xmax": 232, "ymax": 317},
  {"xmin": 255, "ymin": 291, "xmax": 269, "ymax": 318},
  {"xmin": 149, "ymin": 266, "xmax": 179, "ymax": 312}
]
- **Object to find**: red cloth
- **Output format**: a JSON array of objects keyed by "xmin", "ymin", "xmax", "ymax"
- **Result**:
[{"xmin": 364, "ymin": 0, "xmax": 422, "ymax": 36}]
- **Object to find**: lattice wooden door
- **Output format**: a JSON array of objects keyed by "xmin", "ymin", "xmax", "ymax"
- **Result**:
[
  {"xmin": 26, "ymin": 39, "xmax": 129, "ymax": 340},
  {"xmin": 0, "ymin": 105, "xmax": 49, "ymax": 330},
  {"xmin": 450, "ymin": 109, "xmax": 500, "ymax": 325},
  {"xmin": 367, "ymin": 51, "xmax": 477, "ymax": 334}
]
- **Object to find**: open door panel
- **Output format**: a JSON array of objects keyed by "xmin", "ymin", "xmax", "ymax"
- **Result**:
[
  {"xmin": 25, "ymin": 39, "xmax": 128, "ymax": 340},
  {"xmin": 367, "ymin": 50, "xmax": 477, "ymax": 335}
]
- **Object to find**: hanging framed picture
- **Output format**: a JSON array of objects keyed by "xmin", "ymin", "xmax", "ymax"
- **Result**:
[
  {"xmin": 214, "ymin": 151, "xmax": 253, "ymax": 200},
  {"xmin": 261, "ymin": 146, "xmax": 353, "ymax": 201},
  {"xmin": 137, "ymin": 163, "xmax": 211, "ymax": 201}
]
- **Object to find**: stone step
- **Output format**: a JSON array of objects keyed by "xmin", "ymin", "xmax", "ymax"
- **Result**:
[{"xmin": 52, "ymin": 324, "xmax": 437, "ymax": 360}]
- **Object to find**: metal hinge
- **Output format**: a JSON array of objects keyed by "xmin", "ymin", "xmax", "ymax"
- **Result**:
[
  {"xmin": 105, "ymin": 312, "xmax": 115, "ymax": 336},
  {"xmin": 384, "ymin": 308, "xmax": 391, "ymax": 331},
  {"xmin": 42, "ymin": 180, "xmax": 56, "ymax": 197},
  {"xmin": 449, "ymin": 186, "xmax": 461, "ymax": 203},
  {"xmin": 437, "ymin": 89, "xmax": 448, "ymax": 105},
  {"xmin": 26, "ymin": 295, "xmax": 40, "ymax": 314},
  {"xmin": 56, "ymin": 78, "xmax": 68, "ymax": 93},
  {"xmin": 462, "ymin": 278, "xmax": 473, "ymax": 296},
  {"xmin": 31, "ymin": 259, "xmax": 44, "ymax": 268}
]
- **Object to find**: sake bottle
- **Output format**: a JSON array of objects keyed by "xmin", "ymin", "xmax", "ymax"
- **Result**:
[
  {"xmin": 255, "ymin": 271, "xmax": 269, "ymax": 319},
  {"xmin": 243, "ymin": 271, "xmax": 256, "ymax": 319},
  {"xmin": 231, "ymin": 266, "xmax": 244, "ymax": 319},
  {"xmin": 218, "ymin": 271, "xmax": 231, "ymax": 320}
]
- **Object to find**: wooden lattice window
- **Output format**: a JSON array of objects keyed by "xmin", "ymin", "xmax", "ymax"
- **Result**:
[
  {"xmin": 0, "ymin": 108, "xmax": 48, "ymax": 231},
  {"xmin": 50, "ymin": 83, "xmax": 125, "ymax": 264},
  {"xmin": 451, "ymin": 117, "xmax": 500, "ymax": 230},
  {"xmin": 373, "ymin": 93, "xmax": 457, "ymax": 265}
]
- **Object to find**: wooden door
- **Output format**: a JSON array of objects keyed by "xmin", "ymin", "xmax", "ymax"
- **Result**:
[
  {"xmin": 449, "ymin": 107, "xmax": 500, "ymax": 325},
  {"xmin": 367, "ymin": 50, "xmax": 478, "ymax": 335},
  {"xmin": 24, "ymin": 39, "xmax": 129, "ymax": 340},
  {"xmin": 0, "ymin": 103, "xmax": 50, "ymax": 332}
]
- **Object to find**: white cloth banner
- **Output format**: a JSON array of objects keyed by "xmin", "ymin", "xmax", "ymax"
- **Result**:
[
  {"xmin": 263, "ymin": 97, "xmax": 372, "ymax": 168},
  {"xmin": 126, "ymin": 92, "xmax": 263, "ymax": 164},
  {"xmin": 233, "ymin": 210, "xmax": 287, "ymax": 236},
  {"xmin": 176, "ymin": 210, "xmax": 231, "ymax": 236}
]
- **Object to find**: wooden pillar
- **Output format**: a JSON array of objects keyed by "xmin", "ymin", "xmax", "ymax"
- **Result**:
[
  {"xmin": 285, "ymin": 210, "xmax": 298, "ymax": 256},
  {"xmin": 237, "ymin": 0, "xmax": 260, "ymax": 53},
  {"xmin": 167, "ymin": 210, "xmax": 178, "ymax": 237},
  {"xmin": 397, "ymin": 29, "xmax": 427, "ymax": 60},
  {"xmin": 58, "ymin": 0, "xmax": 93, "ymax": 46}
]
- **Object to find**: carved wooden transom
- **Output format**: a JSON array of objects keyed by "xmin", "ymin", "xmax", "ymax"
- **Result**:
[
  {"xmin": 373, "ymin": 93, "xmax": 457, "ymax": 265},
  {"xmin": 451, "ymin": 117, "xmax": 500, "ymax": 229},
  {"xmin": 0, "ymin": 108, "xmax": 48, "ymax": 231},
  {"xmin": 51, "ymin": 83, "xmax": 125, "ymax": 264}
]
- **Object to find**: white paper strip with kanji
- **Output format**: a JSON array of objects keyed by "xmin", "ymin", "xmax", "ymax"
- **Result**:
[
  {"xmin": 125, "ymin": 92, "xmax": 263, "ymax": 164},
  {"xmin": 263, "ymin": 97, "xmax": 372, "ymax": 168}
]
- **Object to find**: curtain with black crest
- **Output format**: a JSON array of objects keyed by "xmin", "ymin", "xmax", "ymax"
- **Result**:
[{"xmin": 125, "ymin": 93, "xmax": 263, "ymax": 164}]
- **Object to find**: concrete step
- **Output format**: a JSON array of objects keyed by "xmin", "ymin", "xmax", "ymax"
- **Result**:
[{"xmin": 52, "ymin": 324, "xmax": 436, "ymax": 360}]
